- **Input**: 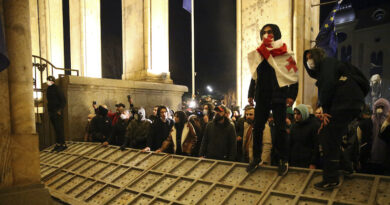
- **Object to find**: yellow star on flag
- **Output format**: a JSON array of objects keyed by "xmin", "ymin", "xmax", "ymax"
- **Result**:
[
  {"xmin": 325, "ymin": 24, "xmax": 329, "ymax": 28},
  {"xmin": 330, "ymin": 16, "xmax": 334, "ymax": 21},
  {"xmin": 333, "ymin": 9, "xmax": 337, "ymax": 13}
]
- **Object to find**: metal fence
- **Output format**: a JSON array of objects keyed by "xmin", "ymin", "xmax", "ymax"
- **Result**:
[{"xmin": 40, "ymin": 142, "xmax": 390, "ymax": 205}]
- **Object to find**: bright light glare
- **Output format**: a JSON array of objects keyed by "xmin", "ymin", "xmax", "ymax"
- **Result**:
[
  {"xmin": 189, "ymin": 100, "xmax": 197, "ymax": 108},
  {"xmin": 207, "ymin": 85, "xmax": 213, "ymax": 92}
]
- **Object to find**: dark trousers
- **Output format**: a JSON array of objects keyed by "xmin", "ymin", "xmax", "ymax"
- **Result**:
[
  {"xmin": 253, "ymin": 92, "xmax": 287, "ymax": 162},
  {"xmin": 49, "ymin": 112, "xmax": 65, "ymax": 144},
  {"xmin": 319, "ymin": 110, "xmax": 359, "ymax": 182}
]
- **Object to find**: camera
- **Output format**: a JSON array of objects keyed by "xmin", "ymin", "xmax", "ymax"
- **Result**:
[{"xmin": 93, "ymin": 101, "xmax": 97, "ymax": 105}]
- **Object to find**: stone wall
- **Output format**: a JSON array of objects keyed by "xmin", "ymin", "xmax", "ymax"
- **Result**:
[{"xmin": 45, "ymin": 75, "xmax": 188, "ymax": 142}]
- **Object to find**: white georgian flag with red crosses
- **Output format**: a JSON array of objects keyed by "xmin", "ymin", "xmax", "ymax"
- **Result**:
[{"xmin": 247, "ymin": 36, "xmax": 298, "ymax": 87}]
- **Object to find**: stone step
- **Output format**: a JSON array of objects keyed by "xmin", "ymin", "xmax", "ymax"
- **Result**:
[{"xmin": 40, "ymin": 141, "xmax": 390, "ymax": 205}]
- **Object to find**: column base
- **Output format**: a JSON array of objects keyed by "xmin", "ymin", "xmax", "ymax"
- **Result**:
[
  {"xmin": 0, "ymin": 183, "xmax": 58, "ymax": 205},
  {"xmin": 122, "ymin": 69, "xmax": 173, "ymax": 84}
]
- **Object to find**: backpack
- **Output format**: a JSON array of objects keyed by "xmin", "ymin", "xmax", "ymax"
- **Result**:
[{"xmin": 343, "ymin": 63, "xmax": 370, "ymax": 97}]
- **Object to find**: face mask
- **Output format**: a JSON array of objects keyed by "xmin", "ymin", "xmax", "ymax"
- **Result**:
[
  {"xmin": 307, "ymin": 59, "xmax": 315, "ymax": 70},
  {"xmin": 88, "ymin": 119, "xmax": 92, "ymax": 122},
  {"xmin": 47, "ymin": 81, "xmax": 53, "ymax": 86},
  {"xmin": 376, "ymin": 108, "xmax": 383, "ymax": 114},
  {"xmin": 120, "ymin": 114, "xmax": 127, "ymax": 120},
  {"xmin": 203, "ymin": 110, "xmax": 208, "ymax": 115}
]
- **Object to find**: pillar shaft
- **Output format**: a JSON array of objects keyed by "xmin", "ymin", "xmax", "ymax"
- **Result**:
[
  {"xmin": 122, "ymin": 0, "xmax": 171, "ymax": 83},
  {"xmin": 69, "ymin": 0, "xmax": 102, "ymax": 78},
  {"xmin": 3, "ymin": 0, "xmax": 40, "ymax": 186}
]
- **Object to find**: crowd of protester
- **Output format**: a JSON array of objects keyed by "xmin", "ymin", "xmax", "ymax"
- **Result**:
[
  {"xmin": 45, "ymin": 23, "xmax": 389, "ymax": 194},
  {"xmin": 78, "ymin": 94, "xmax": 390, "ymax": 177}
]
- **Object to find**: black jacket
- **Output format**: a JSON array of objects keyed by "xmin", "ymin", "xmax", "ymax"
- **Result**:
[
  {"xmin": 289, "ymin": 115, "xmax": 321, "ymax": 167},
  {"xmin": 89, "ymin": 115, "xmax": 112, "ymax": 143},
  {"xmin": 304, "ymin": 50, "xmax": 365, "ymax": 113},
  {"xmin": 248, "ymin": 60, "xmax": 298, "ymax": 104},
  {"xmin": 123, "ymin": 119, "xmax": 151, "ymax": 149},
  {"xmin": 46, "ymin": 84, "xmax": 66, "ymax": 113},
  {"xmin": 147, "ymin": 118, "xmax": 174, "ymax": 151},
  {"xmin": 199, "ymin": 117, "xmax": 237, "ymax": 161},
  {"xmin": 358, "ymin": 118, "xmax": 373, "ymax": 164}
]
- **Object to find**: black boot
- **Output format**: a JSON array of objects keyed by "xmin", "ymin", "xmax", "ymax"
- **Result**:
[
  {"xmin": 278, "ymin": 159, "xmax": 289, "ymax": 176},
  {"xmin": 56, "ymin": 144, "xmax": 68, "ymax": 152},
  {"xmin": 246, "ymin": 158, "xmax": 262, "ymax": 173},
  {"xmin": 51, "ymin": 144, "xmax": 61, "ymax": 152}
]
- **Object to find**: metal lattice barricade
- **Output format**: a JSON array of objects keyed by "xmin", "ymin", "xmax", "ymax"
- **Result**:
[{"xmin": 40, "ymin": 142, "xmax": 390, "ymax": 205}]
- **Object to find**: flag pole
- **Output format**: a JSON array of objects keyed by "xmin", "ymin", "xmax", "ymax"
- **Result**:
[{"xmin": 191, "ymin": 0, "xmax": 195, "ymax": 99}]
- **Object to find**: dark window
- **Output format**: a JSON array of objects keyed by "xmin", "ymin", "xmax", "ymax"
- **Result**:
[
  {"xmin": 377, "ymin": 51, "xmax": 383, "ymax": 65},
  {"xmin": 371, "ymin": 52, "xmax": 377, "ymax": 64},
  {"xmin": 101, "ymin": 0, "xmax": 123, "ymax": 79},
  {"xmin": 63, "ymin": 0, "xmax": 71, "ymax": 75},
  {"xmin": 347, "ymin": 45, "xmax": 352, "ymax": 63}
]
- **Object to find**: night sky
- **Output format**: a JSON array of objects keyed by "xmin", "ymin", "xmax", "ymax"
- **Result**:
[
  {"xmin": 97, "ymin": 0, "xmax": 237, "ymax": 98},
  {"xmin": 169, "ymin": 0, "xmax": 237, "ymax": 98}
]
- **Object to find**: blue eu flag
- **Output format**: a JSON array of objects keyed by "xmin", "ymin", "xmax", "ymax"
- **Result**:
[
  {"xmin": 183, "ymin": 0, "xmax": 191, "ymax": 13},
  {"xmin": 0, "ymin": 18, "xmax": 10, "ymax": 72},
  {"xmin": 315, "ymin": 1, "xmax": 341, "ymax": 57}
]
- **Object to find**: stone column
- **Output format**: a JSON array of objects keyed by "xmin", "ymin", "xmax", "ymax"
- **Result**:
[
  {"xmin": 3, "ymin": 0, "xmax": 40, "ymax": 185},
  {"xmin": 293, "ymin": 0, "xmax": 320, "ymax": 107},
  {"xmin": 28, "ymin": 0, "xmax": 64, "ymax": 78},
  {"xmin": 122, "ymin": 0, "xmax": 172, "ymax": 83},
  {"xmin": 69, "ymin": 0, "xmax": 102, "ymax": 78},
  {"xmin": 0, "ymin": 0, "xmax": 12, "ymax": 187}
]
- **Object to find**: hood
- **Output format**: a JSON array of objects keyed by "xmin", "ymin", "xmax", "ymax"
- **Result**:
[
  {"xmin": 138, "ymin": 107, "xmax": 146, "ymax": 121},
  {"xmin": 373, "ymin": 98, "xmax": 390, "ymax": 116},
  {"xmin": 303, "ymin": 48, "xmax": 327, "ymax": 79},
  {"xmin": 98, "ymin": 105, "xmax": 108, "ymax": 116},
  {"xmin": 294, "ymin": 104, "xmax": 309, "ymax": 121}
]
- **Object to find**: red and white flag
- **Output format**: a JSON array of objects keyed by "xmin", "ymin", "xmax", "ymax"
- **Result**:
[{"xmin": 247, "ymin": 35, "xmax": 298, "ymax": 87}]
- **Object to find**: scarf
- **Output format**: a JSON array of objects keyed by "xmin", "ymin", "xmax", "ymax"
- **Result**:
[{"xmin": 247, "ymin": 38, "xmax": 298, "ymax": 87}]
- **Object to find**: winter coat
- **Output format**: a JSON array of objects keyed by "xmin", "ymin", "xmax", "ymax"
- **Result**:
[
  {"xmin": 303, "ymin": 49, "xmax": 365, "ymax": 114},
  {"xmin": 89, "ymin": 115, "xmax": 112, "ymax": 143},
  {"xmin": 46, "ymin": 84, "xmax": 66, "ymax": 113},
  {"xmin": 357, "ymin": 118, "xmax": 373, "ymax": 165},
  {"xmin": 371, "ymin": 98, "xmax": 390, "ymax": 165},
  {"xmin": 379, "ymin": 120, "xmax": 390, "ymax": 172},
  {"xmin": 189, "ymin": 115, "xmax": 204, "ymax": 157},
  {"xmin": 123, "ymin": 119, "xmax": 151, "ymax": 149},
  {"xmin": 236, "ymin": 118, "xmax": 272, "ymax": 163},
  {"xmin": 159, "ymin": 122, "xmax": 197, "ymax": 155},
  {"xmin": 147, "ymin": 118, "xmax": 174, "ymax": 151},
  {"xmin": 289, "ymin": 105, "xmax": 320, "ymax": 168},
  {"xmin": 247, "ymin": 60, "xmax": 298, "ymax": 104},
  {"xmin": 199, "ymin": 117, "xmax": 237, "ymax": 161}
]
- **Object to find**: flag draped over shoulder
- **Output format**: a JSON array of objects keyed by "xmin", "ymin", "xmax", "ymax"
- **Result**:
[
  {"xmin": 315, "ymin": 1, "xmax": 341, "ymax": 57},
  {"xmin": 0, "ymin": 18, "xmax": 10, "ymax": 72},
  {"xmin": 247, "ymin": 39, "xmax": 298, "ymax": 88},
  {"xmin": 183, "ymin": 0, "xmax": 191, "ymax": 13}
]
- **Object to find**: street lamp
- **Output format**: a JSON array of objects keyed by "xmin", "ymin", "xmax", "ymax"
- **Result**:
[{"xmin": 207, "ymin": 85, "xmax": 213, "ymax": 92}]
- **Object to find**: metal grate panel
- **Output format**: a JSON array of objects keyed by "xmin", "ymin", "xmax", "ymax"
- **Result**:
[{"xmin": 40, "ymin": 142, "xmax": 390, "ymax": 205}]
